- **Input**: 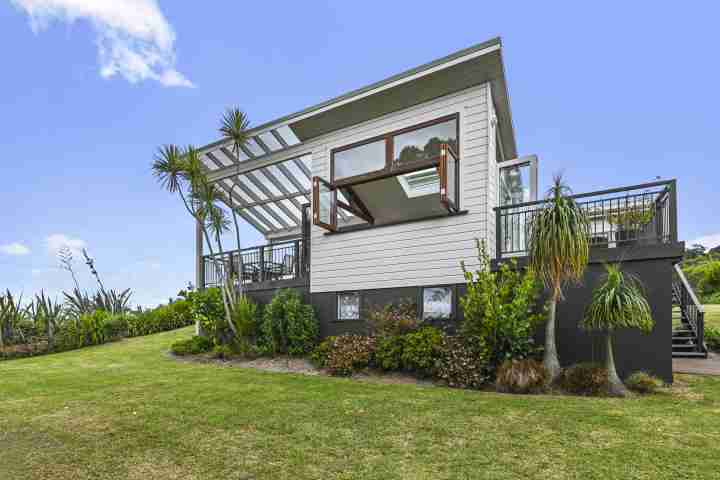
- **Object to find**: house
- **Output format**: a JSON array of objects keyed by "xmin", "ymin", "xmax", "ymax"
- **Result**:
[{"xmin": 194, "ymin": 37, "xmax": 704, "ymax": 382}]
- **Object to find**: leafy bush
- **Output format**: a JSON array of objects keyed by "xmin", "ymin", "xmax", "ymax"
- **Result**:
[
  {"xmin": 310, "ymin": 336, "xmax": 334, "ymax": 368},
  {"xmin": 211, "ymin": 344, "xmax": 235, "ymax": 360},
  {"xmin": 231, "ymin": 296, "xmax": 259, "ymax": 339},
  {"xmin": 495, "ymin": 359, "xmax": 548, "ymax": 394},
  {"xmin": 321, "ymin": 334, "xmax": 376, "ymax": 376},
  {"xmin": 557, "ymin": 363, "xmax": 609, "ymax": 396},
  {"xmin": 625, "ymin": 371, "xmax": 662, "ymax": 394},
  {"xmin": 374, "ymin": 335, "xmax": 405, "ymax": 371},
  {"xmin": 435, "ymin": 337, "xmax": 490, "ymax": 389},
  {"xmin": 401, "ymin": 327, "xmax": 445, "ymax": 376},
  {"xmin": 704, "ymin": 291, "xmax": 720, "ymax": 304},
  {"xmin": 365, "ymin": 299, "xmax": 418, "ymax": 337},
  {"xmin": 171, "ymin": 336, "xmax": 212, "ymax": 356},
  {"xmin": 460, "ymin": 240, "xmax": 544, "ymax": 373},
  {"xmin": 704, "ymin": 326, "xmax": 720, "ymax": 352},
  {"xmin": 258, "ymin": 289, "xmax": 318, "ymax": 356},
  {"xmin": 683, "ymin": 257, "xmax": 720, "ymax": 298},
  {"xmin": 103, "ymin": 314, "xmax": 129, "ymax": 340},
  {"xmin": 127, "ymin": 299, "xmax": 194, "ymax": 337},
  {"xmin": 187, "ymin": 288, "xmax": 226, "ymax": 342}
]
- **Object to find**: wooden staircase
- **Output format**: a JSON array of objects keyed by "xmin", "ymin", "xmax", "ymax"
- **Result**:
[{"xmin": 672, "ymin": 264, "xmax": 708, "ymax": 358}]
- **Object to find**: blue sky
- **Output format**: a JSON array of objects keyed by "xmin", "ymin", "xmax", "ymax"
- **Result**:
[{"xmin": 1, "ymin": 1, "xmax": 718, "ymax": 307}]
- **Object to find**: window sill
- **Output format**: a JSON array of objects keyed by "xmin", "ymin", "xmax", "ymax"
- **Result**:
[{"xmin": 324, "ymin": 210, "xmax": 468, "ymax": 236}]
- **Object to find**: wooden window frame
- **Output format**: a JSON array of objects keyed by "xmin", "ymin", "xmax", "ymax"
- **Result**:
[
  {"xmin": 336, "ymin": 291, "xmax": 362, "ymax": 321},
  {"xmin": 439, "ymin": 143, "xmax": 460, "ymax": 212},
  {"xmin": 312, "ymin": 176, "xmax": 337, "ymax": 232},
  {"xmin": 330, "ymin": 113, "xmax": 460, "ymax": 186}
]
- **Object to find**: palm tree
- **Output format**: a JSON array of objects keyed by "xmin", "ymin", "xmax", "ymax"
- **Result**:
[
  {"xmin": 528, "ymin": 175, "xmax": 590, "ymax": 380},
  {"xmin": 582, "ymin": 263, "xmax": 654, "ymax": 396},
  {"xmin": 219, "ymin": 107, "xmax": 251, "ymax": 295}
]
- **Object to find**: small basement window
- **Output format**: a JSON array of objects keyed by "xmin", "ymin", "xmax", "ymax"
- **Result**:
[
  {"xmin": 422, "ymin": 287, "xmax": 453, "ymax": 320},
  {"xmin": 337, "ymin": 292, "xmax": 361, "ymax": 321}
]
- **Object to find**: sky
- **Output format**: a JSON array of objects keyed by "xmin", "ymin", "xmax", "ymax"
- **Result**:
[{"xmin": 1, "ymin": 1, "xmax": 718, "ymax": 308}]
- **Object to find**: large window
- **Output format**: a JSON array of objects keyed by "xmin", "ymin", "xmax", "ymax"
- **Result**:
[{"xmin": 330, "ymin": 114, "xmax": 458, "ymax": 184}]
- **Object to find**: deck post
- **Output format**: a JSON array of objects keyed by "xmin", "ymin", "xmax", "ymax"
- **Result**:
[
  {"xmin": 495, "ymin": 208, "xmax": 502, "ymax": 260},
  {"xmin": 195, "ymin": 220, "xmax": 205, "ymax": 336},
  {"xmin": 668, "ymin": 179, "xmax": 678, "ymax": 243}
]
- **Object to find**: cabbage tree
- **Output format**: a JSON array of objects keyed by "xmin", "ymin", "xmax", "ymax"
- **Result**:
[
  {"xmin": 582, "ymin": 263, "xmax": 654, "ymax": 396},
  {"xmin": 528, "ymin": 175, "xmax": 589, "ymax": 380}
]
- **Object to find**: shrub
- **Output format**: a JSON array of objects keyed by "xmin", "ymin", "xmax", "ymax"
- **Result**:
[
  {"xmin": 171, "ymin": 336, "xmax": 212, "ymax": 356},
  {"xmin": 705, "ymin": 326, "xmax": 720, "ymax": 352},
  {"xmin": 625, "ymin": 371, "xmax": 663, "ymax": 394},
  {"xmin": 322, "ymin": 334, "xmax": 376, "ymax": 376},
  {"xmin": 401, "ymin": 327, "xmax": 445, "ymax": 376},
  {"xmin": 435, "ymin": 337, "xmax": 490, "ymax": 389},
  {"xmin": 211, "ymin": 344, "xmax": 235, "ymax": 360},
  {"xmin": 495, "ymin": 359, "xmax": 548, "ymax": 394},
  {"xmin": 187, "ymin": 288, "xmax": 227, "ymax": 342},
  {"xmin": 366, "ymin": 299, "xmax": 418, "ymax": 337},
  {"xmin": 374, "ymin": 335, "xmax": 405, "ymax": 371},
  {"xmin": 703, "ymin": 291, "xmax": 720, "ymax": 304},
  {"xmin": 558, "ymin": 363, "xmax": 609, "ymax": 396},
  {"xmin": 127, "ymin": 299, "xmax": 195, "ymax": 337},
  {"xmin": 231, "ymin": 296, "xmax": 259, "ymax": 339},
  {"xmin": 460, "ymin": 240, "xmax": 544, "ymax": 373},
  {"xmin": 258, "ymin": 289, "xmax": 318, "ymax": 356},
  {"xmin": 103, "ymin": 314, "xmax": 129, "ymax": 340},
  {"xmin": 310, "ymin": 336, "xmax": 334, "ymax": 368}
]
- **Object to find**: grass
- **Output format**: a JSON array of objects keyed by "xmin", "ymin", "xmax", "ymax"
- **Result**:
[
  {"xmin": 704, "ymin": 304, "xmax": 720, "ymax": 329},
  {"xmin": 2, "ymin": 328, "xmax": 720, "ymax": 479}
]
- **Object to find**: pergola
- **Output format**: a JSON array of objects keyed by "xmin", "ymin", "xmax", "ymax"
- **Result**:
[{"xmin": 197, "ymin": 125, "xmax": 312, "ymax": 239}]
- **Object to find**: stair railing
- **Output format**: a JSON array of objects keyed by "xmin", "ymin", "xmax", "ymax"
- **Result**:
[{"xmin": 673, "ymin": 263, "xmax": 706, "ymax": 354}]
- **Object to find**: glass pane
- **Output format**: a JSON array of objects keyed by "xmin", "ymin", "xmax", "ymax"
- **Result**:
[
  {"xmin": 393, "ymin": 119, "xmax": 457, "ymax": 166},
  {"xmin": 245, "ymin": 138, "xmax": 265, "ymax": 157},
  {"xmin": 446, "ymin": 152, "xmax": 456, "ymax": 207},
  {"xmin": 499, "ymin": 164, "xmax": 531, "ymax": 206},
  {"xmin": 275, "ymin": 125, "xmax": 301, "ymax": 146},
  {"xmin": 423, "ymin": 287, "xmax": 452, "ymax": 320},
  {"xmin": 337, "ymin": 293, "xmax": 360, "ymax": 320},
  {"xmin": 333, "ymin": 140, "xmax": 386, "ymax": 180},
  {"xmin": 318, "ymin": 181, "xmax": 333, "ymax": 225},
  {"xmin": 258, "ymin": 132, "xmax": 283, "ymax": 151}
]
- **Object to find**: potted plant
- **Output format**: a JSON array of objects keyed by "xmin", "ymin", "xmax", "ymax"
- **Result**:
[{"xmin": 607, "ymin": 207, "xmax": 654, "ymax": 246}]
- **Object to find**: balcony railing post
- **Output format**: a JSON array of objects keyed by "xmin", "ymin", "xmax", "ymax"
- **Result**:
[
  {"xmin": 294, "ymin": 240, "xmax": 301, "ymax": 279},
  {"xmin": 668, "ymin": 179, "xmax": 678, "ymax": 243},
  {"xmin": 259, "ymin": 246, "xmax": 265, "ymax": 282},
  {"xmin": 495, "ymin": 208, "xmax": 502, "ymax": 259}
]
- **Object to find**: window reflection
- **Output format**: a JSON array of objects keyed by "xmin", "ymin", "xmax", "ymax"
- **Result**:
[
  {"xmin": 423, "ymin": 287, "xmax": 452, "ymax": 320},
  {"xmin": 394, "ymin": 119, "xmax": 457, "ymax": 166},
  {"xmin": 337, "ymin": 293, "xmax": 360, "ymax": 320},
  {"xmin": 334, "ymin": 140, "xmax": 386, "ymax": 180},
  {"xmin": 500, "ymin": 164, "xmax": 531, "ymax": 206}
]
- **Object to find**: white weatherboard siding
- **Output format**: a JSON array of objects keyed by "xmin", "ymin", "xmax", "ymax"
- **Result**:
[{"xmin": 310, "ymin": 84, "xmax": 491, "ymax": 293}]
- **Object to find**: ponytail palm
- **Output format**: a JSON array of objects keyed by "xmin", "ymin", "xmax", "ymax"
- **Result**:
[
  {"xmin": 528, "ymin": 175, "xmax": 590, "ymax": 380},
  {"xmin": 583, "ymin": 263, "xmax": 654, "ymax": 396}
]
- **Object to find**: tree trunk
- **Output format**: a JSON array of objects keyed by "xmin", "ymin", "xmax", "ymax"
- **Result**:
[
  {"xmin": 605, "ymin": 332, "xmax": 628, "ymax": 397},
  {"xmin": 543, "ymin": 288, "xmax": 561, "ymax": 381}
]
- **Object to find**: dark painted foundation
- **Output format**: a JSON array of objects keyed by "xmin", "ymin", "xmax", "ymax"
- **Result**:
[{"xmin": 243, "ymin": 244, "xmax": 683, "ymax": 383}]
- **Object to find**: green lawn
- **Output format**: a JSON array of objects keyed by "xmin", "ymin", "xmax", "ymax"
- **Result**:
[
  {"xmin": 2, "ymin": 328, "xmax": 720, "ymax": 479},
  {"xmin": 704, "ymin": 304, "xmax": 720, "ymax": 329}
]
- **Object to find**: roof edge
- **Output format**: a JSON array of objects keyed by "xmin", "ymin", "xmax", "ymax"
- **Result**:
[{"xmin": 198, "ymin": 37, "xmax": 503, "ymax": 153}]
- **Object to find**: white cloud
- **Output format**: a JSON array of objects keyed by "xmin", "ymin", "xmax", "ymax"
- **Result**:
[
  {"xmin": 690, "ymin": 233, "xmax": 720, "ymax": 251},
  {"xmin": 10, "ymin": 0, "xmax": 194, "ymax": 87},
  {"xmin": 0, "ymin": 242, "xmax": 31, "ymax": 256},
  {"xmin": 46, "ymin": 233, "xmax": 86, "ymax": 257}
]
